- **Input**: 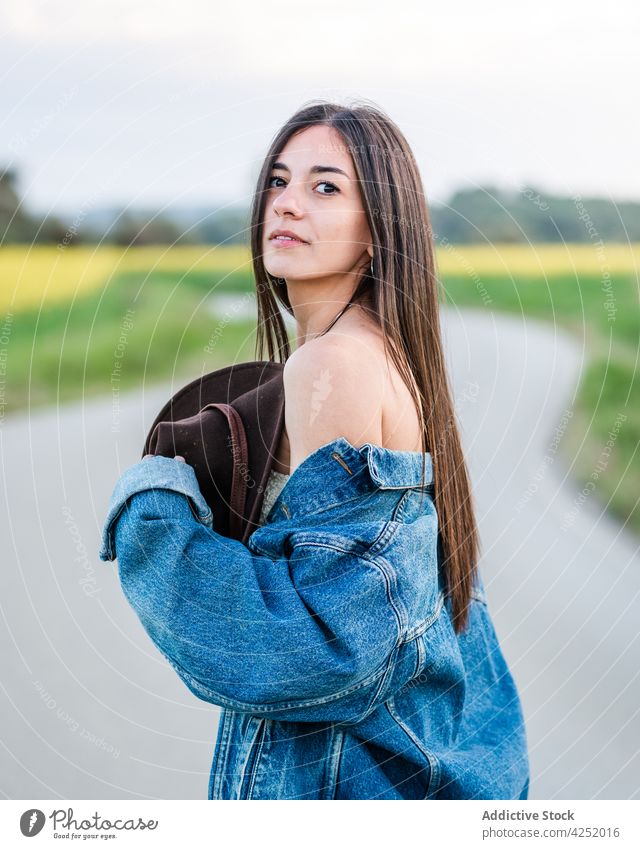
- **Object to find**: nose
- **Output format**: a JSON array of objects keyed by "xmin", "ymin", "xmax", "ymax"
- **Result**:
[{"xmin": 271, "ymin": 179, "xmax": 305, "ymax": 218}]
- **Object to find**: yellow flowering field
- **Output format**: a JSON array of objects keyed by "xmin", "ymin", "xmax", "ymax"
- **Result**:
[
  {"xmin": 434, "ymin": 242, "xmax": 640, "ymax": 277},
  {"xmin": 0, "ymin": 245, "xmax": 253, "ymax": 313},
  {"xmin": 2, "ymin": 243, "xmax": 639, "ymax": 314}
]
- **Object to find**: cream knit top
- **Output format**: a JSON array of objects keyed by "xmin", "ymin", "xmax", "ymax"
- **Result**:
[{"xmin": 257, "ymin": 469, "xmax": 290, "ymax": 526}]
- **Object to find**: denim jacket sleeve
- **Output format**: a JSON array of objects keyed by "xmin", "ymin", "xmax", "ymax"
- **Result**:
[{"xmin": 98, "ymin": 443, "xmax": 436, "ymax": 724}]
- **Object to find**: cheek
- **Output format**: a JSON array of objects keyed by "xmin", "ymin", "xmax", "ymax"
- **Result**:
[
  {"xmin": 316, "ymin": 237, "xmax": 359, "ymax": 268},
  {"xmin": 321, "ymin": 210, "xmax": 367, "ymax": 252}
]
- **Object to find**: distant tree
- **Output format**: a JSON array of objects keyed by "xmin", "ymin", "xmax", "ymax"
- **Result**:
[
  {"xmin": 110, "ymin": 210, "xmax": 192, "ymax": 246},
  {"xmin": 430, "ymin": 185, "xmax": 640, "ymax": 244},
  {"xmin": 190, "ymin": 207, "xmax": 251, "ymax": 245},
  {"xmin": 0, "ymin": 167, "xmax": 36, "ymax": 243}
]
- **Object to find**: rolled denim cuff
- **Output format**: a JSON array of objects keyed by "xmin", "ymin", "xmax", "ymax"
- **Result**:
[{"xmin": 98, "ymin": 455, "xmax": 213, "ymax": 562}]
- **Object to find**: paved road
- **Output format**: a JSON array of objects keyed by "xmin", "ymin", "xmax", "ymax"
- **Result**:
[{"xmin": 1, "ymin": 309, "xmax": 638, "ymax": 799}]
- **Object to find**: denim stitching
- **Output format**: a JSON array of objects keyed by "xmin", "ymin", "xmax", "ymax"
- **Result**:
[
  {"xmin": 373, "ymin": 553, "xmax": 408, "ymax": 638},
  {"xmin": 324, "ymin": 725, "xmax": 345, "ymax": 799},
  {"xmin": 415, "ymin": 631, "xmax": 426, "ymax": 679},
  {"xmin": 166, "ymin": 650, "xmax": 392, "ymax": 715},
  {"xmin": 403, "ymin": 593, "xmax": 446, "ymax": 641},
  {"xmin": 392, "ymin": 490, "xmax": 411, "ymax": 522},
  {"xmin": 386, "ymin": 696, "xmax": 441, "ymax": 798},
  {"xmin": 353, "ymin": 642, "xmax": 404, "ymax": 724},
  {"xmin": 238, "ymin": 717, "xmax": 266, "ymax": 799},
  {"xmin": 210, "ymin": 707, "xmax": 233, "ymax": 799}
]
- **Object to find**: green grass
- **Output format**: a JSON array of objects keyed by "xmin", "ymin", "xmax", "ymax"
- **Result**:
[
  {"xmin": 1, "ymin": 269, "xmax": 260, "ymax": 412},
  {"xmin": 443, "ymin": 271, "xmax": 639, "ymax": 534}
]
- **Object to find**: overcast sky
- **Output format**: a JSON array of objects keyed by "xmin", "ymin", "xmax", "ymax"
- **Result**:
[{"xmin": 1, "ymin": 0, "xmax": 638, "ymax": 218}]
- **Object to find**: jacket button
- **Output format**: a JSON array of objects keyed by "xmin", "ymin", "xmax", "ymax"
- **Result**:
[{"xmin": 281, "ymin": 502, "xmax": 291, "ymax": 518}]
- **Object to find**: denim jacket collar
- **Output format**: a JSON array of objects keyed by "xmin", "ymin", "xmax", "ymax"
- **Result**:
[{"xmin": 266, "ymin": 436, "xmax": 434, "ymax": 522}]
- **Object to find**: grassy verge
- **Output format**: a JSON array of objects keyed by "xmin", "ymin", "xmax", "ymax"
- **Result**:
[
  {"xmin": 0, "ymin": 267, "xmax": 259, "ymax": 412},
  {"xmin": 442, "ymin": 270, "xmax": 639, "ymax": 534}
]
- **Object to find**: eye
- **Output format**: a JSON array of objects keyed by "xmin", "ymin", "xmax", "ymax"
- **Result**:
[
  {"xmin": 267, "ymin": 176, "xmax": 340, "ymax": 195},
  {"xmin": 314, "ymin": 181, "xmax": 339, "ymax": 195}
]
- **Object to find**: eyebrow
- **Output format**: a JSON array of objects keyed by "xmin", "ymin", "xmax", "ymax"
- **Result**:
[{"xmin": 271, "ymin": 161, "xmax": 351, "ymax": 179}]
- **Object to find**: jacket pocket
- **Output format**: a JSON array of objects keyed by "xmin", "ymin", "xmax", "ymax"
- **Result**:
[{"xmin": 238, "ymin": 717, "xmax": 267, "ymax": 799}]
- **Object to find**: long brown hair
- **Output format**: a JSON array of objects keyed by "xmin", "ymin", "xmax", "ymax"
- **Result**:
[{"xmin": 248, "ymin": 99, "xmax": 480, "ymax": 633}]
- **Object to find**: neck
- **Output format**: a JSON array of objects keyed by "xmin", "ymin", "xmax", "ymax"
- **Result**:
[{"xmin": 287, "ymin": 280, "xmax": 359, "ymax": 346}]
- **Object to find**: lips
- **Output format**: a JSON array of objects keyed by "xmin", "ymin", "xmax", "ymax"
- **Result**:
[
  {"xmin": 270, "ymin": 236, "xmax": 308, "ymax": 249},
  {"xmin": 269, "ymin": 229, "xmax": 309, "ymax": 244}
]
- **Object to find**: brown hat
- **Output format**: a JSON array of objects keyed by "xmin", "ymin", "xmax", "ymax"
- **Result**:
[{"xmin": 142, "ymin": 361, "xmax": 285, "ymax": 545}]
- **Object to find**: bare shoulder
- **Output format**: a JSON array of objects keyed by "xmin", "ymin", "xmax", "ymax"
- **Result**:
[{"xmin": 283, "ymin": 332, "xmax": 386, "ymax": 474}]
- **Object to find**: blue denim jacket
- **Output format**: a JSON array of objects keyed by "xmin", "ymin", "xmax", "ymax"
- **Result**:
[{"xmin": 98, "ymin": 436, "xmax": 529, "ymax": 800}]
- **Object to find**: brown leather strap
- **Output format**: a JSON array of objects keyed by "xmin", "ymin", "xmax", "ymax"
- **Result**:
[{"xmin": 200, "ymin": 402, "xmax": 248, "ymax": 540}]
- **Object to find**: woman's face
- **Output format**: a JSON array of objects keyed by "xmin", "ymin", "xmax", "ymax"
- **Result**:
[{"xmin": 261, "ymin": 124, "xmax": 372, "ymax": 285}]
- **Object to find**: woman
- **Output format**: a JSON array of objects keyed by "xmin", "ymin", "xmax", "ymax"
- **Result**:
[{"xmin": 99, "ymin": 100, "xmax": 530, "ymax": 799}]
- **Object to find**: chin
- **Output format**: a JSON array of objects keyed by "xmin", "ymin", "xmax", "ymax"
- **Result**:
[{"xmin": 265, "ymin": 257, "xmax": 301, "ymax": 276}]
